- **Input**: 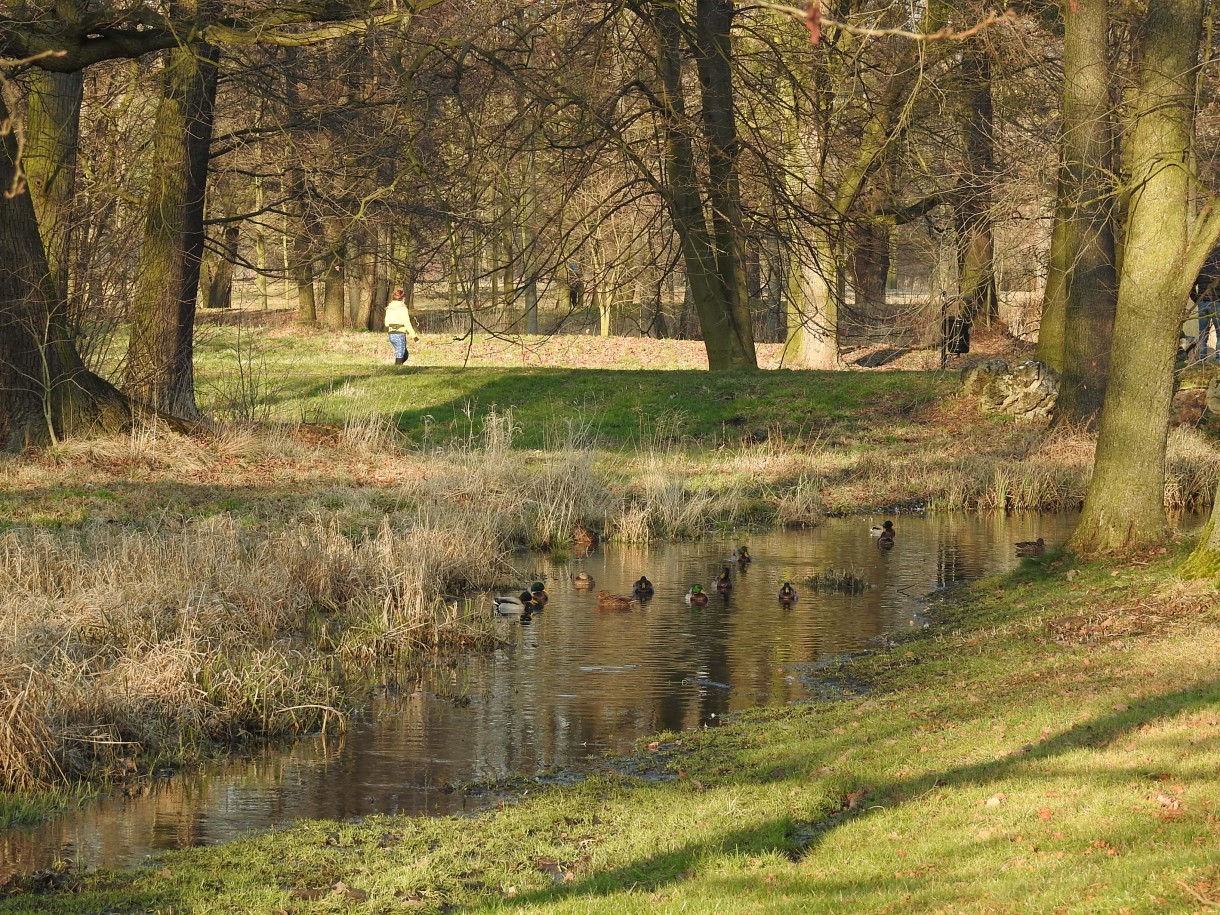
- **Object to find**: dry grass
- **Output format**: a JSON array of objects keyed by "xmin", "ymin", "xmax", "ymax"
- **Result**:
[{"xmin": 3, "ymin": 389, "xmax": 1218, "ymax": 789}]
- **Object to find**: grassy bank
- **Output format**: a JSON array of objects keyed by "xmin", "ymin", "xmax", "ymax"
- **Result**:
[
  {"xmin": 2, "ymin": 328, "xmax": 1217, "ymax": 798},
  {"xmin": 5, "ymin": 542, "xmax": 1217, "ymax": 912}
]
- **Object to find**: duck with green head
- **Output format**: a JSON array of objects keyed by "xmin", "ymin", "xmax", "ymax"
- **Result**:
[{"xmin": 685, "ymin": 584, "xmax": 709, "ymax": 606}]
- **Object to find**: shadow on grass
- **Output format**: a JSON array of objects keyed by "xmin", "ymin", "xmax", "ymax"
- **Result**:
[
  {"xmin": 488, "ymin": 676, "xmax": 1220, "ymax": 911},
  {"xmin": 250, "ymin": 364, "xmax": 945, "ymax": 449}
]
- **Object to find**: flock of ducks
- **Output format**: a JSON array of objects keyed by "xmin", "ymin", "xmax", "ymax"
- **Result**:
[{"xmin": 493, "ymin": 524, "xmax": 1048, "ymax": 621}]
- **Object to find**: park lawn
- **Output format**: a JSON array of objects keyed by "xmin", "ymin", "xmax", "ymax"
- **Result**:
[
  {"xmin": 4, "ymin": 544, "xmax": 1218, "ymax": 913},
  {"xmin": 189, "ymin": 322, "xmax": 950, "ymax": 449}
]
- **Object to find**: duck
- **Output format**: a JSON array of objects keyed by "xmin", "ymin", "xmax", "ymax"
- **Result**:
[
  {"xmin": 596, "ymin": 590, "xmax": 637, "ymax": 611},
  {"xmin": 493, "ymin": 591, "xmax": 539, "ymax": 619},
  {"xmin": 632, "ymin": 576, "xmax": 655, "ymax": 600},
  {"xmin": 685, "ymin": 584, "xmax": 709, "ymax": 606},
  {"xmin": 870, "ymin": 520, "xmax": 895, "ymax": 538},
  {"xmin": 725, "ymin": 545, "xmax": 751, "ymax": 564},
  {"xmin": 1015, "ymin": 537, "xmax": 1045, "ymax": 557},
  {"xmin": 529, "ymin": 581, "xmax": 549, "ymax": 607},
  {"xmin": 875, "ymin": 532, "xmax": 895, "ymax": 551},
  {"xmin": 572, "ymin": 571, "xmax": 595, "ymax": 590},
  {"xmin": 778, "ymin": 582, "xmax": 798, "ymax": 605},
  {"xmin": 715, "ymin": 568, "xmax": 733, "ymax": 592}
]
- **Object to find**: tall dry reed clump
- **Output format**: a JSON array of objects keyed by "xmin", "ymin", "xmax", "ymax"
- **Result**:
[{"xmin": 0, "ymin": 511, "xmax": 510, "ymax": 788}]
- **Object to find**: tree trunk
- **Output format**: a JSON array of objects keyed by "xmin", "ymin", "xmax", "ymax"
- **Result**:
[
  {"xmin": 320, "ymin": 215, "xmax": 346, "ymax": 329},
  {"xmin": 693, "ymin": 0, "xmax": 757, "ymax": 366},
  {"xmin": 207, "ymin": 223, "xmax": 238, "ymax": 310},
  {"xmin": 649, "ymin": 0, "xmax": 755, "ymax": 370},
  {"xmin": 0, "ymin": 92, "xmax": 129, "ymax": 450},
  {"xmin": 955, "ymin": 40, "xmax": 997, "ymax": 325},
  {"xmin": 1054, "ymin": 0, "xmax": 1118, "ymax": 427},
  {"xmin": 287, "ymin": 168, "xmax": 317, "ymax": 323},
  {"xmin": 126, "ymin": 37, "xmax": 219, "ymax": 419},
  {"xmin": 23, "ymin": 69, "xmax": 83, "ymax": 310},
  {"xmin": 1036, "ymin": 183, "xmax": 1069, "ymax": 371},
  {"xmin": 784, "ymin": 230, "xmax": 842, "ymax": 369},
  {"xmin": 1070, "ymin": 0, "xmax": 1209, "ymax": 553}
]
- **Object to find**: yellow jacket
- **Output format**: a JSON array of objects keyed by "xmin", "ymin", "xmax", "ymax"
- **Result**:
[{"xmin": 384, "ymin": 298, "xmax": 418, "ymax": 337}]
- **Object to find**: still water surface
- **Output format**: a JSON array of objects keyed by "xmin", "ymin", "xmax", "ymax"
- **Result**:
[{"xmin": 1, "ymin": 513, "xmax": 1082, "ymax": 875}]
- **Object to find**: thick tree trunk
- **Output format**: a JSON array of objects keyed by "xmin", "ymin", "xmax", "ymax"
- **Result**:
[
  {"xmin": 126, "ymin": 38, "xmax": 219, "ymax": 419},
  {"xmin": 648, "ymin": 0, "xmax": 755, "ymax": 370},
  {"xmin": 1070, "ymin": 0, "xmax": 1208, "ymax": 553},
  {"xmin": 784, "ymin": 230, "xmax": 843, "ymax": 369},
  {"xmin": 1054, "ymin": 0, "xmax": 1118, "ymax": 428},
  {"xmin": 693, "ymin": 0, "xmax": 757, "ymax": 366},
  {"xmin": 0, "ymin": 92, "xmax": 129, "ymax": 450}
]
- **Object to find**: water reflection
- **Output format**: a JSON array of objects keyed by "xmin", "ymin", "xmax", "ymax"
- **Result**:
[{"xmin": 2, "ymin": 513, "xmax": 1082, "ymax": 875}]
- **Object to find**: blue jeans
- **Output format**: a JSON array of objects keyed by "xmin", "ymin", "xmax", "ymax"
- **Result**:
[
  {"xmin": 388, "ymin": 332, "xmax": 408, "ymax": 362},
  {"xmin": 1199, "ymin": 302, "xmax": 1220, "ymax": 359}
]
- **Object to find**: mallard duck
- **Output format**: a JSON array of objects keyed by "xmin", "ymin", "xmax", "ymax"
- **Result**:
[
  {"xmin": 778, "ymin": 582, "xmax": 798, "ymax": 604},
  {"xmin": 875, "ymin": 532, "xmax": 895, "ymax": 551},
  {"xmin": 529, "ymin": 581, "xmax": 549, "ymax": 606},
  {"xmin": 632, "ymin": 576, "xmax": 655, "ymax": 599},
  {"xmin": 1015, "ymin": 537, "xmax": 1045, "ymax": 557},
  {"xmin": 572, "ymin": 571, "xmax": 595, "ymax": 590},
  {"xmin": 596, "ymin": 590, "xmax": 637, "ymax": 611},
  {"xmin": 870, "ymin": 520, "xmax": 895, "ymax": 538},
  {"xmin": 715, "ymin": 568, "xmax": 733, "ymax": 592},
  {"xmin": 735, "ymin": 546, "xmax": 752, "ymax": 564},
  {"xmin": 493, "ymin": 591, "xmax": 538, "ymax": 619},
  {"xmin": 685, "ymin": 584, "xmax": 709, "ymax": 606}
]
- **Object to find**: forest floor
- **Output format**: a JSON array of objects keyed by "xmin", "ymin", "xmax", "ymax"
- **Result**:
[{"xmin": 4, "ymin": 540, "xmax": 1219, "ymax": 913}]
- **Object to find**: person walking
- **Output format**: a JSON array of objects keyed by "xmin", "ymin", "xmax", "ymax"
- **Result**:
[
  {"xmin": 384, "ymin": 286, "xmax": 419, "ymax": 365},
  {"xmin": 1193, "ymin": 249, "xmax": 1220, "ymax": 361}
]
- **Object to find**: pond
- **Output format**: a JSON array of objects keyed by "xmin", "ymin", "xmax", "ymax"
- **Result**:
[{"xmin": 0, "ymin": 513, "xmax": 1083, "ymax": 876}]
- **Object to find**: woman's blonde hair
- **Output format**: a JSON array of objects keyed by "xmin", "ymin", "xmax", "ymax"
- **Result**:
[{"xmin": 392, "ymin": 286, "xmax": 405, "ymax": 299}]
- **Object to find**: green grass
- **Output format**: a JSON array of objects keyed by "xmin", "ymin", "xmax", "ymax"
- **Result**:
[
  {"xmin": 184, "ymin": 322, "xmax": 949, "ymax": 448},
  {"xmin": 8, "ymin": 545, "xmax": 1219, "ymax": 912}
]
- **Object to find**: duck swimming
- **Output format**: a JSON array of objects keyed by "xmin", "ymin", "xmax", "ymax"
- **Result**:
[
  {"xmin": 493, "ymin": 591, "xmax": 539, "ymax": 620},
  {"xmin": 1015, "ymin": 537, "xmax": 1045, "ymax": 557},
  {"xmin": 685, "ymin": 584, "xmax": 709, "ymax": 606},
  {"xmin": 529, "ymin": 581, "xmax": 549, "ymax": 607},
  {"xmin": 715, "ymin": 568, "xmax": 733, "ymax": 592},
  {"xmin": 734, "ymin": 546, "xmax": 752, "ymax": 564},
  {"xmin": 632, "ymin": 576, "xmax": 655, "ymax": 599},
  {"xmin": 875, "ymin": 532, "xmax": 895, "ymax": 550},
  {"xmin": 572, "ymin": 571, "xmax": 595, "ymax": 590},
  {"xmin": 778, "ymin": 582, "xmax": 798, "ymax": 605},
  {"xmin": 870, "ymin": 520, "xmax": 895, "ymax": 538},
  {"xmin": 596, "ymin": 590, "xmax": 637, "ymax": 611}
]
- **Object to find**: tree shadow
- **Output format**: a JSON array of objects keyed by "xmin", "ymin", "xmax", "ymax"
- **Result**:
[{"xmin": 490, "ymin": 678, "xmax": 1220, "ymax": 910}]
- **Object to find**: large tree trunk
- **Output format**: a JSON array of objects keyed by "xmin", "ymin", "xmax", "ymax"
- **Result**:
[
  {"xmin": 1070, "ymin": 0, "xmax": 1211, "ymax": 553},
  {"xmin": 693, "ymin": 0, "xmax": 757, "ymax": 366},
  {"xmin": 126, "ymin": 37, "xmax": 219, "ymax": 419},
  {"xmin": 0, "ymin": 92, "xmax": 129, "ymax": 450},
  {"xmin": 24, "ymin": 69, "xmax": 83, "ymax": 309},
  {"xmin": 647, "ymin": 0, "xmax": 756, "ymax": 370},
  {"xmin": 784, "ymin": 230, "xmax": 843, "ymax": 369},
  {"xmin": 1054, "ymin": 0, "xmax": 1118, "ymax": 427}
]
